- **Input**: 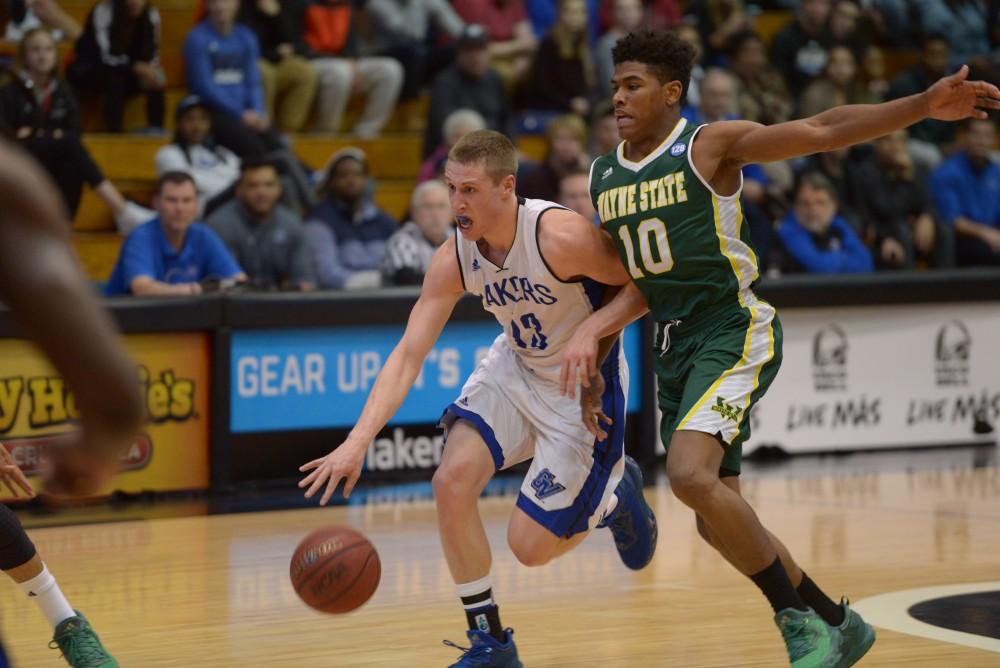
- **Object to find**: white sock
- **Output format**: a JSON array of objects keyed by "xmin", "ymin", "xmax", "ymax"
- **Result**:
[
  {"xmin": 18, "ymin": 565, "xmax": 76, "ymax": 629},
  {"xmin": 456, "ymin": 574, "xmax": 494, "ymax": 607}
]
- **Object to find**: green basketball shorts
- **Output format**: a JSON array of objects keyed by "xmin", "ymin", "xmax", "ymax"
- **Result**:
[{"xmin": 654, "ymin": 297, "xmax": 782, "ymax": 475}]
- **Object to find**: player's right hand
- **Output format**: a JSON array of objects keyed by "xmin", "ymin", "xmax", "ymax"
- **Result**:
[
  {"xmin": 298, "ymin": 442, "xmax": 367, "ymax": 505},
  {"xmin": 0, "ymin": 443, "xmax": 35, "ymax": 500},
  {"xmin": 560, "ymin": 326, "xmax": 599, "ymax": 399},
  {"xmin": 579, "ymin": 374, "xmax": 612, "ymax": 441}
]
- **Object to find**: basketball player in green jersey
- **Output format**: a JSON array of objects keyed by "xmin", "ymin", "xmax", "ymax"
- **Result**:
[
  {"xmin": 0, "ymin": 140, "xmax": 145, "ymax": 667},
  {"xmin": 559, "ymin": 31, "xmax": 1000, "ymax": 668}
]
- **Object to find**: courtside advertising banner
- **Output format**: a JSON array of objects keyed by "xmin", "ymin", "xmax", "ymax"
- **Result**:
[
  {"xmin": 230, "ymin": 321, "xmax": 643, "ymax": 434},
  {"xmin": 0, "ymin": 333, "xmax": 210, "ymax": 493},
  {"xmin": 747, "ymin": 302, "xmax": 1000, "ymax": 454}
]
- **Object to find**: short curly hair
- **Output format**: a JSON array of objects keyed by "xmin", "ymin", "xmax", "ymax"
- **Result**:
[{"xmin": 612, "ymin": 30, "xmax": 696, "ymax": 99}]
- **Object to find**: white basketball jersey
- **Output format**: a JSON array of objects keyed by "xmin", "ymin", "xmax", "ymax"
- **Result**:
[{"xmin": 455, "ymin": 197, "xmax": 606, "ymax": 383}]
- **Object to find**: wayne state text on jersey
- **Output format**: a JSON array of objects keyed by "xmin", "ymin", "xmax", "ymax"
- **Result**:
[
  {"xmin": 482, "ymin": 274, "xmax": 558, "ymax": 308},
  {"xmin": 596, "ymin": 171, "xmax": 688, "ymax": 223}
]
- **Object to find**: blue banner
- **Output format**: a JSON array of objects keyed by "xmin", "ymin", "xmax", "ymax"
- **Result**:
[{"xmin": 231, "ymin": 322, "xmax": 642, "ymax": 433}]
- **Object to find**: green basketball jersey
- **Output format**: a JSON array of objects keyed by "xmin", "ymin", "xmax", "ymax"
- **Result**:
[{"xmin": 590, "ymin": 118, "xmax": 760, "ymax": 325}]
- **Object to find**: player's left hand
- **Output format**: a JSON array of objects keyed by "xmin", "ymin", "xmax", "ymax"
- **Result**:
[
  {"xmin": 560, "ymin": 326, "xmax": 599, "ymax": 399},
  {"xmin": 0, "ymin": 443, "xmax": 35, "ymax": 500},
  {"xmin": 925, "ymin": 65, "xmax": 1000, "ymax": 121},
  {"xmin": 580, "ymin": 373, "xmax": 612, "ymax": 441},
  {"xmin": 42, "ymin": 444, "xmax": 117, "ymax": 499}
]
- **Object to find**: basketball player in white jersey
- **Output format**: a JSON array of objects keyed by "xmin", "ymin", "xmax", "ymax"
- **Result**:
[{"xmin": 298, "ymin": 130, "xmax": 658, "ymax": 668}]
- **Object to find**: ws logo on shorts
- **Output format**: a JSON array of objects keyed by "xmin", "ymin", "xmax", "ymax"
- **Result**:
[
  {"xmin": 711, "ymin": 396, "xmax": 743, "ymax": 423},
  {"xmin": 531, "ymin": 469, "xmax": 566, "ymax": 499}
]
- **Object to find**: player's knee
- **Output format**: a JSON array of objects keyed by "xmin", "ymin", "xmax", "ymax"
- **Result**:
[
  {"xmin": 507, "ymin": 533, "xmax": 554, "ymax": 568},
  {"xmin": 432, "ymin": 458, "xmax": 483, "ymax": 505},
  {"xmin": 0, "ymin": 505, "xmax": 35, "ymax": 570},
  {"xmin": 666, "ymin": 461, "xmax": 715, "ymax": 508}
]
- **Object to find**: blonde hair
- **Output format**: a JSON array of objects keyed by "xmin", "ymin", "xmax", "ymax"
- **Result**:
[{"xmin": 448, "ymin": 130, "xmax": 518, "ymax": 183}]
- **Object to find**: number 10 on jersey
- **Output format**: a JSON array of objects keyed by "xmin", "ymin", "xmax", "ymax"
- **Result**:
[{"xmin": 617, "ymin": 217, "xmax": 674, "ymax": 278}]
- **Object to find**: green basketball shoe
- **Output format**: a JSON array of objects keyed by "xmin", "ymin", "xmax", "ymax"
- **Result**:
[
  {"xmin": 49, "ymin": 610, "xmax": 119, "ymax": 668},
  {"xmin": 775, "ymin": 607, "xmax": 843, "ymax": 668},
  {"xmin": 835, "ymin": 599, "xmax": 876, "ymax": 666}
]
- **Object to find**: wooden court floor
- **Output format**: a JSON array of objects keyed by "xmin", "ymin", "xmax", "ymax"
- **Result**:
[{"xmin": 0, "ymin": 451, "xmax": 998, "ymax": 667}]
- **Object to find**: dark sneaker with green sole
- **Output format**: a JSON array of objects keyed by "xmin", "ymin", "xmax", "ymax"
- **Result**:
[
  {"xmin": 835, "ymin": 598, "xmax": 876, "ymax": 666},
  {"xmin": 776, "ymin": 607, "xmax": 843, "ymax": 668},
  {"xmin": 49, "ymin": 610, "xmax": 118, "ymax": 668}
]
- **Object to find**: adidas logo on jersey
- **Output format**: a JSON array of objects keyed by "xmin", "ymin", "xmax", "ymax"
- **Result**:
[
  {"xmin": 601, "ymin": 166, "xmax": 613, "ymax": 180},
  {"xmin": 471, "ymin": 258, "xmax": 480, "ymax": 272}
]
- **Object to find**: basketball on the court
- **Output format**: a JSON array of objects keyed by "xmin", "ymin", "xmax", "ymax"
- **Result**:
[{"xmin": 290, "ymin": 527, "xmax": 381, "ymax": 614}]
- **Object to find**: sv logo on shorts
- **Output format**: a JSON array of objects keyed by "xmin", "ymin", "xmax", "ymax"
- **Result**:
[
  {"xmin": 531, "ymin": 469, "xmax": 566, "ymax": 500},
  {"xmin": 711, "ymin": 396, "xmax": 743, "ymax": 423}
]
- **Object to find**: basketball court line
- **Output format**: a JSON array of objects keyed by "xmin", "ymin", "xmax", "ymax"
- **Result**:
[{"xmin": 853, "ymin": 582, "xmax": 1000, "ymax": 654}]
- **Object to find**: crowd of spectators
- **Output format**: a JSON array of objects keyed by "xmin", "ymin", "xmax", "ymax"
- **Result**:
[{"xmin": 0, "ymin": 0, "xmax": 999, "ymax": 296}]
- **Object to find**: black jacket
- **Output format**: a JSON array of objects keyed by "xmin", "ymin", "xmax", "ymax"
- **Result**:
[
  {"xmin": 0, "ymin": 74, "xmax": 82, "ymax": 137},
  {"xmin": 74, "ymin": 0, "xmax": 160, "ymax": 69}
]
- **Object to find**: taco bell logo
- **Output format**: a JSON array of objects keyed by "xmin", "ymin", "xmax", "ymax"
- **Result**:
[
  {"xmin": 935, "ymin": 320, "xmax": 970, "ymax": 387},
  {"xmin": 812, "ymin": 325, "xmax": 847, "ymax": 392}
]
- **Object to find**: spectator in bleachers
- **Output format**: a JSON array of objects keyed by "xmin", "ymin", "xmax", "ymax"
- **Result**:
[
  {"xmin": 685, "ymin": 67, "xmax": 738, "ymax": 124},
  {"xmin": 517, "ymin": 114, "xmax": 588, "ymax": 202},
  {"xmin": 594, "ymin": 0, "xmax": 644, "ymax": 100},
  {"xmin": 155, "ymin": 95, "xmax": 241, "ymax": 215},
  {"xmin": 588, "ymin": 99, "xmax": 618, "ymax": 157},
  {"xmin": 425, "ymin": 24, "xmax": 511, "ymax": 158},
  {"xmin": 799, "ymin": 45, "xmax": 879, "ymax": 118},
  {"xmin": 381, "ymin": 179, "xmax": 452, "ymax": 285},
  {"xmin": 557, "ymin": 167, "xmax": 595, "ymax": 220},
  {"xmin": 105, "ymin": 171, "xmax": 246, "ymax": 295},
  {"xmin": 673, "ymin": 21, "xmax": 705, "ymax": 113},
  {"xmin": 452, "ymin": 0, "xmax": 537, "ymax": 89},
  {"xmin": 418, "ymin": 108, "xmax": 486, "ymax": 184},
  {"xmin": 827, "ymin": 0, "xmax": 864, "ymax": 57},
  {"xmin": 930, "ymin": 118, "xmax": 1000, "ymax": 267},
  {"xmin": 517, "ymin": 0, "xmax": 593, "ymax": 117},
  {"xmin": 4, "ymin": 0, "xmax": 82, "ymax": 42},
  {"xmin": 776, "ymin": 172, "xmax": 873, "ymax": 274},
  {"xmin": 0, "ymin": 27, "xmax": 153, "ymax": 232},
  {"xmin": 291, "ymin": 0, "xmax": 403, "ymax": 136},
  {"xmin": 365, "ymin": 0, "xmax": 465, "ymax": 102},
  {"xmin": 854, "ymin": 129, "xmax": 953, "ymax": 269},
  {"xmin": 239, "ymin": 0, "xmax": 317, "ymax": 133},
  {"xmin": 799, "ymin": 146, "xmax": 864, "ymax": 228},
  {"xmin": 916, "ymin": 0, "xmax": 992, "ymax": 74},
  {"xmin": 305, "ymin": 148, "xmax": 397, "ymax": 289},
  {"xmin": 859, "ymin": 45, "xmax": 889, "ymax": 101},
  {"xmin": 688, "ymin": 0, "xmax": 756, "ymax": 66},
  {"xmin": 729, "ymin": 31, "xmax": 793, "ymax": 125},
  {"xmin": 206, "ymin": 157, "xmax": 314, "ymax": 290},
  {"xmin": 66, "ymin": 0, "xmax": 165, "ymax": 133},
  {"xmin": 888, "ymin": 33, "xmax": 957, "ymax": 169},
  {"xmin": 769, "ymin": 0, "xmax": 832, "ymax": 95},
  {"xmin": 597, "ymin": 0, "xmax": 681, "ymax": 34},
  {"xmin": 183, "ymin": 0, "xmax": 286, "ymax": 157}
]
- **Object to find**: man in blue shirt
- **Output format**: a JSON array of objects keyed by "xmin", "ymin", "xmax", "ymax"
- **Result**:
[
  {"xmin": 105, "ymin": 172, "xmax": 246, "ymax": 296},
  {"xmin": 777, "ymin": 172, "xmax": 874, "ymax": 274},
  {"xmin": 183, "ymin": 0, "xmax": 284, "ymax": 158},
  {"xmin": 930, "ymin": 118, "xmax": 1000, "ymax": 266}
]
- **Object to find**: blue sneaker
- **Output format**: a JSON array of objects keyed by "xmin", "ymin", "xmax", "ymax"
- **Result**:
[
  {"xmin": 597, "ymin": 455, "xmax": 658, "ymax": 570},
  {"xmin": 443, "ymin": 628, "xmax": 523, "ymax": 667}
]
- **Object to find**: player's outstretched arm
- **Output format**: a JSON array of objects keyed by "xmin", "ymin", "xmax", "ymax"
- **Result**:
[
  {"xmin": 298, "ymin": 238, "xmax": 465, "ymax": 504},
  {"xmin": 697, "ymin": 65, "xmax": 1000, "ymax": 178},
  {"xmin": 0, "ymin": 141, "xmax": 144, "ymax": 496}
]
